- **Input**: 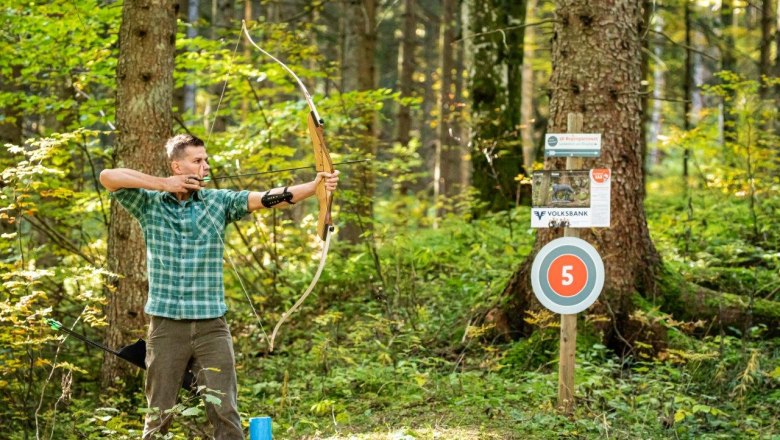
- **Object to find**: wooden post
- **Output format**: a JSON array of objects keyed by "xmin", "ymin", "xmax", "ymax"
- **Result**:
[{"xmin": 558, "ymin": 112, "xmax": 583, "ymax": 414}]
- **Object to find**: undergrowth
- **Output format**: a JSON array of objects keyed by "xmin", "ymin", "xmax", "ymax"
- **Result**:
[{"xmin": 20, "ymin": 191, "xmax": 780, "ymax": 439}]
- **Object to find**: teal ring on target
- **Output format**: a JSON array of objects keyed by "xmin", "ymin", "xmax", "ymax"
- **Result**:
[{"xmin": 531, "ymin": 237, "xmax": 604, "ymax": 314}]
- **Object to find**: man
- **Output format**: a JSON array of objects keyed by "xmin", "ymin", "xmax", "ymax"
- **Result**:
[{"xmin": 99, "ymin": 134, "xmax": 339, "ymax": 439}]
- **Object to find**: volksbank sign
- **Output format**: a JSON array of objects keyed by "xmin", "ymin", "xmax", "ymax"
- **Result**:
[
  {"xmin": 535, "ymin": 210, "xmax": 589, "ymax": 218},
  {"xmin": 531, "ymin": 208, "xmax": 609, "ymax": 228}
]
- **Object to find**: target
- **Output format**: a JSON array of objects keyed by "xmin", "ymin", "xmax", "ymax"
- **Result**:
[{"xmin": 531, "ymin": 237, "xmax": 604, "ymax": 314}]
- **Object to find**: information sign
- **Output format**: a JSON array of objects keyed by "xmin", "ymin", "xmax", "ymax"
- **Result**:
[
  {"xmin": 531, "ymin": 169, "xmax": 611, "ymax": 228},
  {"xmin": 544, "ymin": 133, "xmax": 602, "ymax": 157}
]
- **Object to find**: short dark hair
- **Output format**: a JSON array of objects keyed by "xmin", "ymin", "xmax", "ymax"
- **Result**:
[{"xmin": 165, "ymin": 134, "xmax": 205, "ymax": 160}]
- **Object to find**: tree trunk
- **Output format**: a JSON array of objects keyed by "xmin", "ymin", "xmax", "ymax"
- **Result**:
[
  {"xmin": 776, "ymin": 0, "xmax": 780, "ymax": 137},
  {"xmin": 420, "ymin": 3, "xmax": 440, "ymax": 195},
  {"xmin": 185, "ymin": 0, "xmax": 199, "ymax": 114},
  {"xmin": 453, "ymin": 10, "xmax": 470, "ymax": 192},
  {"xmin": 396, "ymin": 0, "xmax": 416, "ymax": 149},
  {"xmin": 759, "ymin": 0, "xmax": 775, "ymax": 102},
  {"xmin": 775, "ymin": 0, "xmax": 780, "ymax": 139},
  {"xmin": 682, "ymin": 0, "xmax": 695, "ymax": 256},
  {"xmin": 500, "ymin": 0, "xmax": 660, "ymax": 355},
  {"xmin": 173, "ymin": 0, "xmax": 199, "ymax": 121},
  {"xmin": 520, "ymin": 0, "xmax": 538, "ymax": 177},
  {"xmin": 468, "ymin": 0, "xmax": 527, "ymax": 213},
  {"xmin": 721, "ymin": 0, "xmax": 737, "ymax": 147},
  {"xmin": 207, "ymin": 0, "xmax": 231, "ymax": 134},
  {"xmin": 339, "ymin": 0, "xmax": 377, "ymax": 244},
  {"xmin": 434, "ymin": 0, "xmax": 460, "ymax": 218},
  {"xmin": 647, "ymin": 15, "xmax": 665, "ymax": 168},
  {"xmin": 0, "ymin": 66, "xmax": 23, "ymax": 146},
  {"xmin": 103, "ymin": 0, "xmax": 177, "ymax": 388}
]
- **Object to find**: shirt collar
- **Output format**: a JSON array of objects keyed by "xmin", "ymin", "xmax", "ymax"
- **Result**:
[{"xmin": 163, "ymin": 189, "xmax": 204, "ymax": 203}]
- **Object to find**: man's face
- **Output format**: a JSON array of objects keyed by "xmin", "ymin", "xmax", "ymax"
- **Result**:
[{"xmin": 171, "ymin": 146, "xmax": 210, "ymax": 179}]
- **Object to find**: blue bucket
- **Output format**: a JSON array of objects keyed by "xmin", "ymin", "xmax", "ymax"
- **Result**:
[{"xmin": 249, "ymin": 416, "xmax": 272, "ymax": 440}]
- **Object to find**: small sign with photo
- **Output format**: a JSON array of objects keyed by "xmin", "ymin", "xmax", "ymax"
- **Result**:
[{"xmin": 531, "ymin": 169, "xmax": 611, "ymax": 228}]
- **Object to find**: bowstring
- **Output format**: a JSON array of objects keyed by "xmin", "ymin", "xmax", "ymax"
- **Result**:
[{"xmin": 205, "ymin": 28, "xmax": 270, "ymax": 346}]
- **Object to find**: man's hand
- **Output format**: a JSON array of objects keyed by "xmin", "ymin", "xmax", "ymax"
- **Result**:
[
  {"xmin": 164, "ymin": 174, "xmax": 205, "ymax": 193},
  {"xmin": 315, "ymin": 170, "xmax": 340, "ymax": 192}
]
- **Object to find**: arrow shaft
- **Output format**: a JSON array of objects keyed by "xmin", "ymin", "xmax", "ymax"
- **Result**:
[
  {"xmin": 49, "ymin": 320, "xmax": 121, "ymax": 356},
  {"xmin": 204, "ymin": 159, "xmax": 368, "ymax": 181}
]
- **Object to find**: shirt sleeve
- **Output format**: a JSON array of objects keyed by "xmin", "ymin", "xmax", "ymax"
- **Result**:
[
  {"xmin": 221, "ymin": 189, "xmax": 251, "ymax": 224},
  {"xmin": 110, "ymin": 188, "xmax": 154, "ymax": 221}
]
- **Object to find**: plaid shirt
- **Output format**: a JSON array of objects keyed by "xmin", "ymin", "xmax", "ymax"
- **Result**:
[{"xmin": 111, "ymin": 188, "xmax": 250, "ymax": 319}]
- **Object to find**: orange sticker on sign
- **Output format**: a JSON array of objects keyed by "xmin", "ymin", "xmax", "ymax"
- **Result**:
[{"xmin": 591, "ymin": 169, "xmax": 610, "ymax": 183}]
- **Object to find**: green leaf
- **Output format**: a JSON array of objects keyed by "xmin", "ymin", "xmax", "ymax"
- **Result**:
[
  {"xmin": 204, "ymin": 394, "xmax": 222, "ymax": 406},
  {"xmin": 181, "ymin": 406, "xmax": 202, "ymax": 417}
]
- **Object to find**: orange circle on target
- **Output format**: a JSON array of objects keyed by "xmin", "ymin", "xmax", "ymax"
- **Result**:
[{"xmin": 547, "ymin": 254, "xmax": 588, "ymax": 297}]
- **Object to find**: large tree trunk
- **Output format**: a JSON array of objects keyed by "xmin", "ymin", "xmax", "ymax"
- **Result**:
[
  {"xmin": 102, "ymin": 0, "xmax": 177, "ymax": 388},
  {"xmin": 500, "ymin": 0, "xmax": 660, "ymax": 355}
]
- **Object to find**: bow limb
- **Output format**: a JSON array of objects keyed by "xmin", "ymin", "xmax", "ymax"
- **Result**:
[
  {"xmin": 241, "ymin": 20, "xmax": 322, "ymax": 124},
  {"xmin": 268, "ymin": 228, "xmax": 333, "ymax": 353}
]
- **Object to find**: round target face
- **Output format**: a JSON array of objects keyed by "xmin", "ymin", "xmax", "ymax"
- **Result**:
[{"xmin": 531, "ymin": 237, "xmax": 604, "ymax": 314}]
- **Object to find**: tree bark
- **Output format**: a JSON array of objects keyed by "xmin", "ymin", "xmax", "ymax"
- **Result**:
[
  {"xmin": 721, "ymin": 0, "xmax": 737, "ymax": 147},
  {"xmin": 0, "ymin": 66, "xmax": 23, "ymax": 146},
  {"xmin": 759, "ymin": 0, "xmax": 776, "ymax": 102},
  {"xmin": 420, "ymin": 2, "xmax": 440, "ymax": 194},
  {"xmin": 647, "ymin": 15, "xmax": 665, "ymax": 168},
  {"xmin": 468, "ymin": 0, "xmax": 527, "ymax": 213},
  {"xmin": 520, "ymin": 0, "xmax": 538, "ymax": 177},
  {"xmin": 396, "ymin": 0, "xmax": 416, "ymax": 148},
  {"xmin": 103, "ymin": 0, "xmax": 177, "ymax": 388},
  {"xmin": 500, "ymin": 0, "xmax": 660, "ymax": 355},
  {"xmin": 434, "ymin": 0, "xmax": 460, "ymax": 217},
  {"xmin": 172, "ymin": 0, "xmax": 199, "ymax": 120},
  {"xmin": 339, "ymin": 0, "xmax": 377, "ymax": 244}
]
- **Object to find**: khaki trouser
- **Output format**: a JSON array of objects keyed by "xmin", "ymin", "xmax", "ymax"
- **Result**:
[{"xmin": 143, "ymin": 316, "xmax": 243, "ymax": 440}]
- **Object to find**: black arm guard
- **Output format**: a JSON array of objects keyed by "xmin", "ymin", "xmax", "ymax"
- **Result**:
[{"xmin": 261, "ymin": 187, "xmax": 295, "ymax": 208}]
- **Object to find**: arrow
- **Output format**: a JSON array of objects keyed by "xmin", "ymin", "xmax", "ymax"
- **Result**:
[{"xmin": 198, "ymin": 159, "xmax": 370, "ymax": 182}]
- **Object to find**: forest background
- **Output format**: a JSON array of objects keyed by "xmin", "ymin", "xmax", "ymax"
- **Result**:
[{"xmin": 1, "ymin": 0, "xmax": 779, "ymax": 439}]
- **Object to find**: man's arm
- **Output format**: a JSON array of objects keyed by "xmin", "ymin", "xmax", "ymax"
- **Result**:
[
  {"xmin": 99, "ymin": 168, "xmax": 202, "ymax": 193},
  {"xmin": 247, "ymin": 171, "xmax": 339, "ymax": 212}
]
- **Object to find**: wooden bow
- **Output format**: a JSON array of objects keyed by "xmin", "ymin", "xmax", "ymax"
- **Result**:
[{"xmin": 241, "ymin": 21, "xmax": 335, "ymax": 352}]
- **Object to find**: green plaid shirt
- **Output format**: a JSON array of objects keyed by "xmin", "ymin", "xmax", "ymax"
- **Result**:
[{"xmin": 111, "ymin": 188, "xmax": 250, "ymax": 319}]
